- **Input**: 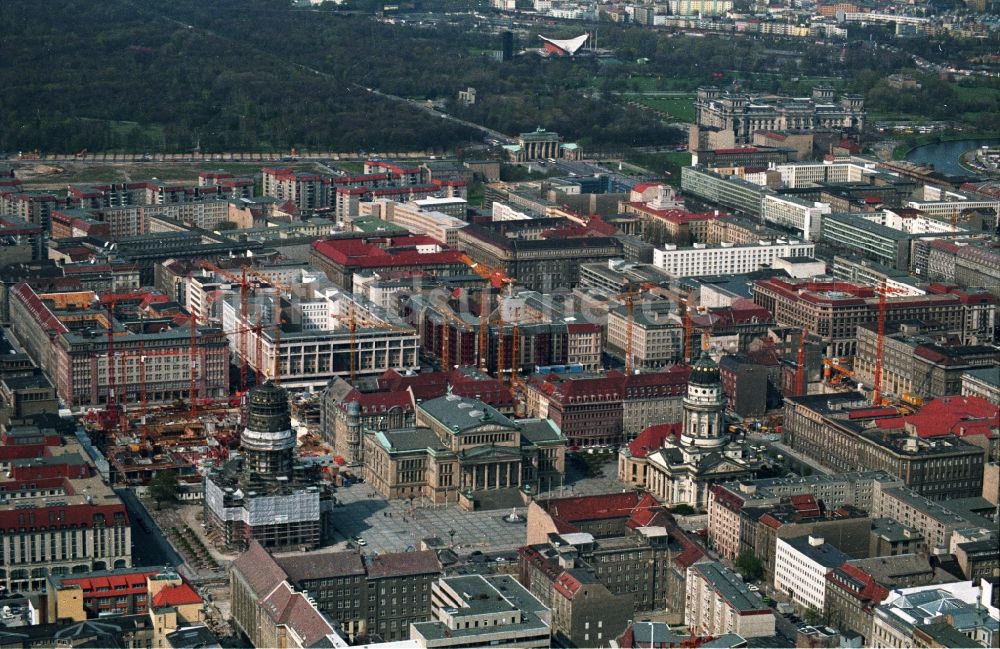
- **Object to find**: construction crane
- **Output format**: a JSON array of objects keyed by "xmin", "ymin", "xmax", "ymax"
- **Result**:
[
  {"xmin": 795, "ymin": 326, "xmax": 810, "ymax": 396},
  {"xmin": 347, "ymin": 299, "xmax": 358, "ymax": 385},
  {"xmin": 198, "ymin": 261, "xmax": 254, "ymax": 394},
  {"xmin": 677, "ymin": 294, "xmax": 695, "ymax": 364},
  {"xmin": 188, "ymin": 313, "xmax": 199, "ymax": 419},
  {"xmin": 873, "ymin": 280, "xmax": 906, "ymax": 406},
  {"xmin": 621, "ymin": 290, "xmax": 640, "ymax": 376},
  {"xmin": 823, "ymin": 357, "xmax": 855, "ymax": 386},
  {"xmin": 457, "ymin": 254, "xmax": 519, "ymax": 383},
  {"xmin": 104, "ymin": 303, "xmax": 122, "ymax": 434},
  {"xmin": 617, "ymin": 283, "xmax": 656, "ymax": 375}
]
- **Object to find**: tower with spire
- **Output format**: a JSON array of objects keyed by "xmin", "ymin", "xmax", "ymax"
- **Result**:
[{"xmin": 643, "ymin": 352, "xmax": 755, "ymax": 510}]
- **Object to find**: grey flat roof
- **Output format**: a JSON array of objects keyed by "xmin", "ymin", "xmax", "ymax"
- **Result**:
[
  {"xmin": 691, "ymin": 561, "xmax": 770, "ymax": 613},
  {"xmin": 419, "ymin": 394, "xmax": 515, "ymax": 434},
  {"xmin": 783, "ymin": 536, "xmax": 850, "ymax": 568}
]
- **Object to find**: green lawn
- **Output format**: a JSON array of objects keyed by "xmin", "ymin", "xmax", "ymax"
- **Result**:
[{"xmin": 631, "ymin": 96, "xmax": 696, "ymax": 122}]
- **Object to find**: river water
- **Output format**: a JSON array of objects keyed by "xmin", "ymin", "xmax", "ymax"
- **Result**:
[{"xmin": 905, "ymin": 138, "xmax": 1000, "ymax": 176}]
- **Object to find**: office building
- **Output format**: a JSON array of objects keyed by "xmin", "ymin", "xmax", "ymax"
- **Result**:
[
  {"xmin": 229, "ymin": 541, "xmax": 343, "ymax": 648},
  {"xmin": 457, "ymin": 221, "xmax": 622, "ymax": 292},
  {"xmin": 8, "ymin": 284, "xmax": 230, "ymax": 408},
  {"xmin": 606, "ymin": 299, "xmax": 684, "ymax": 370},
  {"xmin": 0, "ymin": 427, "xmax": 131, "ymax": 593},
  {"xmin": 221, "ymin": 289, "xmax": 420, "ymax": 390},
  {"xmin": 310, "ymin": 235, "xmax": 469, "ymax": 292},
  {"xmin": 706, "ymin": 472, "xmax": 905, "ymax": 562},
  {"xmin": 275, "ymin": 549, "xmax": 442, "ymax": 642},
  {"xmin": 774, "ymin": 535, "xmax": 850, "ymax": 612},
  {"xmin": 752, "ymin": 278, "xmax": 996, "ymax": 357},
  {"xmin": 854, "ymin": 321, "xmax": 998, "ymax": 400},
  {"xmin": 962, "ymin": 367, "xmax": 1000, "ymax": 404},
  {"xmin": 524, "ymin": 366, "xmax": 691, "ymax": 446},
  {"xmin": 523, "ymin": 491, "xmax": 696, "ymax": 613},
  {"xmin": 783, "ymin": 393, "xmax": 988, "ymax": 501},
  {"xmin": 680, "ymin": 167, "xmax": 768, "ymax": 218},
  {"xmin": 760, "ymin": 195, "xmax": 829, "ymax": 240},
  {"xmin": 653, "ymin": 239, "xmax": 815, "ymax": 278}
]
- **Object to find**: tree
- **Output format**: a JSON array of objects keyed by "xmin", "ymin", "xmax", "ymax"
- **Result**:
[
  {"xmin": 735, "ymin": 550, "xmax": 764, "ymax": 582},
  {"xmin": 804, "ymin": 606, "xmax": 824, "ymax": 626},
  {"xmin": 148, "ymin": 470, "xmax": 179, "ymax": 508},
  {"xmin": 671, "ymin": 504, "xmax": 696, "ymax": 516}
]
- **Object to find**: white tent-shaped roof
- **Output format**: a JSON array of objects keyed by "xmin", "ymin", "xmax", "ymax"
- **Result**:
[{"xmin": 539, "ymin": 33, "xmax": 589, "ymax": 55}]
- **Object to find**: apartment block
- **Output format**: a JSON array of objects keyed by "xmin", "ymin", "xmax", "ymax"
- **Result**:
[
  {"xmin": 774, "ymin": 535, "xmax": 849, "ymax": 612},
  {"xmin": 685, "ymin": 562, "xmax": 775, "ymax": 639}
]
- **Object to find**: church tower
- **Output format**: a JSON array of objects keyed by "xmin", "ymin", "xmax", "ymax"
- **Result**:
[
  {"xmin": 680, "ymin": 351, "xmax": 726, "ymax": 451},
  {"xmin": 240, "ymin": 381, "xmax": 295, "ymax": 479}
]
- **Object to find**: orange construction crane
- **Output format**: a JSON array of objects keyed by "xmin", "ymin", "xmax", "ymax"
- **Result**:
[
  {"xmin": 873, "ymin": 281, "xmax": 906, "ymax": 405},
  {"xmin": 188, "ymin": 313, "xmax": 199, "ymax": 419},
  {"xmin": 795, "ymin": 326, "xmax": 809, "ymax": 396},
  {"xmin": 617, "ymin": 283, "xmax": 657, "ymax": 374},
  {"xmin": 677, "ymin": 295, "xmax": 695, "ymax": 364},
  {"xmin": 349, "ymin": 303, "xmax": 358, "ymax": 383},
  {"xmin": 104, "ymin": 303, "xmax": 123, "ymax": 433},
  {"xmin": 620, "ymin": 290, "xmax": 640, "ymax": 375},
  {"xmin": 273, "ymin": 321, "xmax": 282, "ymax": 384},
  {"xmin": 198, "ymin": 262, "xmax": 254, "ymax": 393}
]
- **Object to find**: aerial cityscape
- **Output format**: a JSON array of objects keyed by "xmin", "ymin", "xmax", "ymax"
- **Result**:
[{"xmin": 0, "ymin": 0, "xmax": 998, "ymax": 647}]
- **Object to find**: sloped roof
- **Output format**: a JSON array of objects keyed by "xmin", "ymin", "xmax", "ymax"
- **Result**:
[
  {"xmin": 366, "ymin": 550, "xmax": 441, "ymax": 579},
  {"xmin": 875, "ymin": 395, "xmax": 997, "ymax": 439},
  {"xmin": 232, "ymin": 540, "xmax": 288, "ymax": 599},
  {"xmin": 151, "ymin": 583, "xmax": 202, "ymax": 608},
  {"xmin": 627, "ymin": 423, "xmax": 681, "ymax": 459}
]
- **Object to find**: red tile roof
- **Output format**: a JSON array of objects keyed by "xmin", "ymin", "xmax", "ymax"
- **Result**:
[
  {"xmin": 553, "ymin": 571, "xmax": 584, "ymax": 600},
  {"xmin": 627, "ymin": 423, "xmax": 681, "ymax": 459},
  {"xmin": 627, "ymin": 203, "xmax": 720, "ymax": 225},
  {"xmin": 827, "ymin": 563, "xmax": 890, "ymax": 605},
  {"xmin": 152, "ymin": 583, "xmax": 202, "ymax": 608},
  {"xmin": 312, "ymin": 236, "xmax": 464, "ymax": 270},
  {"xmin": 0, "ymin": 504, "xmax": 128, "ymax": 532},
  {"xmin": 874, "ymin": 395, "xmax": 998, "ymax": 439}
]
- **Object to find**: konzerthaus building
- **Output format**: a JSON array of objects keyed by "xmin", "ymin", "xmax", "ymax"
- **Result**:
[{"xmin": 362, "ymin": 394, "xmax": 566, "ymax": 503}]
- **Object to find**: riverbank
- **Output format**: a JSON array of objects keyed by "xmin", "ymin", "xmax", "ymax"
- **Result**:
[
  {"xmin": 899, "ymin": 135, "xmax": 1000, "ymax": 177},
  {"xmin": 891, "ymin": 132, "xmax": 1000, "ymax": 161}
]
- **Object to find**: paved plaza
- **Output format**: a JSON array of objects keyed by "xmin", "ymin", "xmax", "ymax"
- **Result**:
[{"xmin": 327, "ymin": 450, "xmax": 623, "ymax": 555}]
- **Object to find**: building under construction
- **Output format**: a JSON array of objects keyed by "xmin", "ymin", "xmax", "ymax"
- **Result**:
[{"xmin": 203, "ymin": 382, "xmax": 328, "ymax": 551}]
